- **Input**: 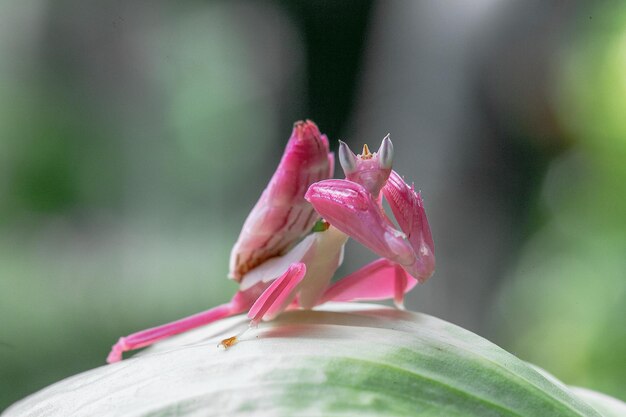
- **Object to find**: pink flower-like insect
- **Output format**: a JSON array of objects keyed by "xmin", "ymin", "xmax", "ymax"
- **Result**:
[{"xmin": 107, "ymin": 120, "xmax": 435, "ymax": 363}]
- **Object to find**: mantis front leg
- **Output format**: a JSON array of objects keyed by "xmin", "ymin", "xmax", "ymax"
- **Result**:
[{"xmin": 306, "ymin": 138, "xmax": 435, "ymax": 283}]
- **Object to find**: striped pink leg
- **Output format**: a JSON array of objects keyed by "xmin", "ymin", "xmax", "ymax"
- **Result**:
[{"xmin": 107, "ymin": 291, "xmax": 256, "ymax": 363}]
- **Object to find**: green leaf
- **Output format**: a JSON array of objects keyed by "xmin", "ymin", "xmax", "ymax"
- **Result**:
[
  {"xmin": 570, "ymin": 387, "xmax": 626, "ymax": 417},
  {"xmin": 528, "ymin": 363, "xmax": 626, "ymax": 417},
  {"xmin": 2, "ymin": 304, "xmax": 618, "ymax": 416}
]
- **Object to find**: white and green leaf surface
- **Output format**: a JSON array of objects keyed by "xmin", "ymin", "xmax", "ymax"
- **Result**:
[{"xmin": 3, "ymin": 304, "xmax": 623, "ymax": 416}]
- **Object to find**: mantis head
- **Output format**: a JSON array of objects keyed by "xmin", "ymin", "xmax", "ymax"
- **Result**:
[{"xmin": 338, "ymin": 135, "xmax": 393, "ymax": 197}]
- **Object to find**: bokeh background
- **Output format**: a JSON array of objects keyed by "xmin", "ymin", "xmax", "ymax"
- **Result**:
[{"xmin": 1, "ymin": 0, "xmax": 625, "ymax": 410}]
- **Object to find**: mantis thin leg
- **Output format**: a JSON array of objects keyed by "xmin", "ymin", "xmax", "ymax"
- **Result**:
[{"xmin": 107, "ymin": 293, "xmax": 254, "ymax": 363}]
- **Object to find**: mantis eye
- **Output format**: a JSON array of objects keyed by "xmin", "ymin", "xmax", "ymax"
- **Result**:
[
  {"xmin": 377, "ymin": 134, "xmax": 393, "ymax": 169},
  {"xmin": 339, "ymin": 140, "xmax": 358, "ymax": 175}
]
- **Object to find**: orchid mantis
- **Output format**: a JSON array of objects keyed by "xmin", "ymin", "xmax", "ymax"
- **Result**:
[{"xmin": 107, "ymin": 120, "xmax": 435, "ymax": 363}]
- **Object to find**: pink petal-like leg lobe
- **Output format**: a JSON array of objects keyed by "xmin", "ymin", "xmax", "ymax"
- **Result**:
[
  {"xmin": 306, "ymin": 179, "xmax": 416, "ymax": 268},
  {"xmin": 248, "ymin": 262, "xmax": 306, "ymax": 324},
  {"xmin": 319, "ymin": 258, "xmax": 417, "ymax": 308},
  {"xmin": 383, "ymin": 170, "xmax": 435, "ymax": 282},
  {"xmin": 106, "ymin": 288, "xmax": 264, "ymax": 363},
  {"xmin": 218, "ymin": 263, "xmax": 307, "ymax": 349}
]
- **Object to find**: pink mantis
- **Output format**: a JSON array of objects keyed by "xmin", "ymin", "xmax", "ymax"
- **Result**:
[{"xmin": 107, "ymin": 120, "xmax": 435, "ymax": 363}]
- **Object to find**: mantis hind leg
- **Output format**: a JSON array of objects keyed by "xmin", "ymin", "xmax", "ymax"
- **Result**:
[
  {"xmin": 108, "ymin": 263, "xmax": 309, "ymax": 361},
  {"xmin": 317, "ymin": 258, "xmax": 418, "ymax": 309},
  {"xmin": 107, "ymin": 291, "xmax": 256, "ymax": 363}
]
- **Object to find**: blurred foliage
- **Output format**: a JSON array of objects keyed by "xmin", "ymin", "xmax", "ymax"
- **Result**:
[{"xmin": 494, "ymin": 3, "xmax": 626, "ymax": 400}]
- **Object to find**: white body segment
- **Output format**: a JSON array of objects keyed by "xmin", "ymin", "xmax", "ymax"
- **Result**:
[{"xmin": 297, "ymin": 226, "xmax": 348, "ymax": 309}]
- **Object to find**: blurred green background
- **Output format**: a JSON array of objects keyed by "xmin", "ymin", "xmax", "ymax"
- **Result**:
[{"xmin": 1, "ymin": 0, "xmax": 624, "ymax": 410}]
